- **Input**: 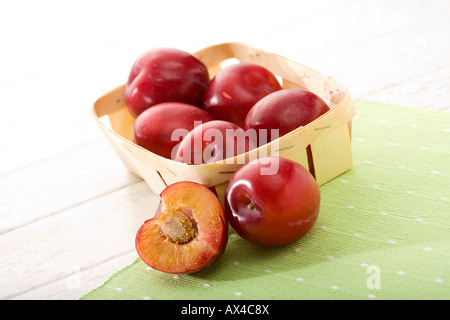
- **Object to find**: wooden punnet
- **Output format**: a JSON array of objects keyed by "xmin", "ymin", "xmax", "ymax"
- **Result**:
[{"xmin": 92, "ymin": 42, "xmax": 356, "ymax": 205}]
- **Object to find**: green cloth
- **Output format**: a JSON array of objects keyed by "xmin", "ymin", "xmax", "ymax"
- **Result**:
[{"xmin": 81, "ymin": 100, "xmax": 450, "ymax": 300}]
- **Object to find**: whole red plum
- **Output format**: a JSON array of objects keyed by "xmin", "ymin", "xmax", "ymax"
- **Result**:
[
  {"xmin": 175, "ymin": 120, "xmax": 256, "ymax": 165},
  {"xmin": 244, "ymin": 89, "xmax": 330, "ymax": 145},
  {"xmin": 203, "ymin": 62, "xmax": 281, "ymax": 128},
  {"xmin": 224, "ymin": 156, "xmax": 320, "ymax": 246},
  {"xmin": 125, "ymin": 48, "xmax": 210, "ymax": 118},
  {"xmin": 133, "ymin": 102, "xmax": 214, "ymax": 160}
]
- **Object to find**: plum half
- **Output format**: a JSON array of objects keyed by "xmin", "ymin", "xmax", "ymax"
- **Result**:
[{"xmin": 135, "ymin": 181, "xmax": 228, "ymax": 274}]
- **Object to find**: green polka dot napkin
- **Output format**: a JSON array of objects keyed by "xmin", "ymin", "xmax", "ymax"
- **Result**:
[{"xmin": 81, "ymin": 100, "xmax": 450, "ymax": 300}]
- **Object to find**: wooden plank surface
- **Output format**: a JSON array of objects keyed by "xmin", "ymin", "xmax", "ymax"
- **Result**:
[{"xmin": 0, "ymin": 0, "xmax": 449, "ymax": 300}]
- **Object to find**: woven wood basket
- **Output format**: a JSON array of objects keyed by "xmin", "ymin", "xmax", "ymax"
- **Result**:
[{"xmin": 92, "ymin": 42, "xmax": 356, "ymax": 205}]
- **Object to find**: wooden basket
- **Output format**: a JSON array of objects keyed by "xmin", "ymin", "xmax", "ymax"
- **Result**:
[{"xmin": 92, "ymin": 42, "xmax": 356, "ymax": 205}]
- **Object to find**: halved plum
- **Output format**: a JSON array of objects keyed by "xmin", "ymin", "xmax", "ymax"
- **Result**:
[{"xmin": 136, "ymin": 181, "xmax": 228, "ymax": 274}]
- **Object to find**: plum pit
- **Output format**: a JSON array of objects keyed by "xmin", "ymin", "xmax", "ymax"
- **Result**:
[{"xmin": 160, "ymin": 210, "xmax": 196, "ymax": 244}]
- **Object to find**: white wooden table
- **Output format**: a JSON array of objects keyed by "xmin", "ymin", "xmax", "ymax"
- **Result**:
[{"xmin": 1, "ymin": 0, "xmax": 449, "ymax": 300}]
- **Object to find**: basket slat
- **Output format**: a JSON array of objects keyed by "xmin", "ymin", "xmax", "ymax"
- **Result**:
[
  {"xmin": 310, "ymin": 123, "xmax": 353, "ymax": 185},
  {"xmin": 275, "ymin": 143, "xmax": 310, "ymax": 173}
]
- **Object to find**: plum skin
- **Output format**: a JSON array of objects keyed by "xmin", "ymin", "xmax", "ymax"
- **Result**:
[
  {"xmin": 125, "ymin": 48, "xmax": 210, "ymax": 118},
  {"xmin": 244, "ymin": 88, "xmax": 330, "ymax": 145},
  {"xmin": 203, "ymin": 62, "xmax": 281, "ymax": 128},
  {"xmin": 224, "ymin": 156, "xmax": 320, "ymax": 246},
  {"xmin": 132, "ymin": 102, "xmax": 214, "ymax": 160}
]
